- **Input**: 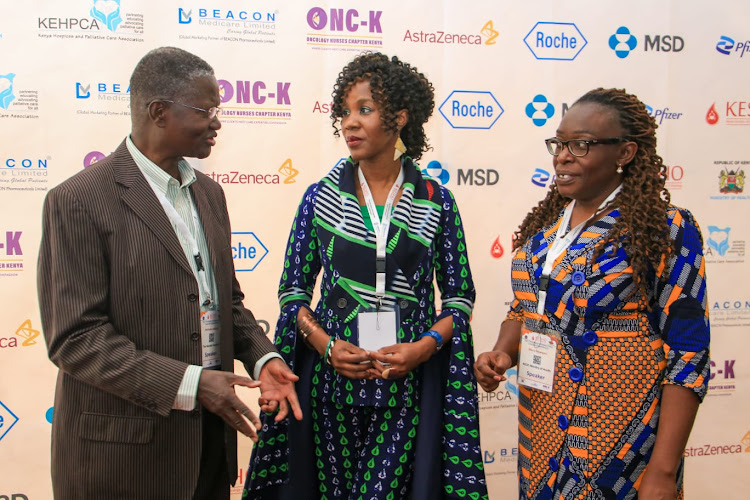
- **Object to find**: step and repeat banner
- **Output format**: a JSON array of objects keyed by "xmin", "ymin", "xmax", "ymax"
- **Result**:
[{"xmin": 1, "ymin": 1, "xmax": 749, "ymax": 498}]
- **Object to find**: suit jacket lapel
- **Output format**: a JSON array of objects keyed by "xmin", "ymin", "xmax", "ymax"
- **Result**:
[
  {"xmin": 190, "ymin": 178, "xmax": 226, "ymax": 277},
  {"xmin": 112, "ymin": 140, "xmax": 194, "ymax": 276}
]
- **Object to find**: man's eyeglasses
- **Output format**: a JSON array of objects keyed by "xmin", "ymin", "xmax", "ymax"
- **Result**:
[
  {"xmin": 152, "ymin": 99, "xmax": 222, "ymax": 120},
  {"xmin": 545, "ymin": 137, "xmax": 628, "ymax": 157}
]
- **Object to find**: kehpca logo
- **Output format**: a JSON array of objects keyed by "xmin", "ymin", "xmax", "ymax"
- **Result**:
[{"xmin": 0, "ymin": 73, "xmax": 15, "ymax": 109}]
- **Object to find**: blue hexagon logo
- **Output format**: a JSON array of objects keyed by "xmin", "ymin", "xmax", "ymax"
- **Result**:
[
  {"xmin": 439, "ymin": 90, "xmax": 503, "ymax": 129},
  {"xmin": 524, "ymin": 22, "xmax": 587, "ymax": 60},
  {"xmin": 609, "ymin": 26, "xmax": 637, "ymax": 58},
  {"xmin": 0, "ymin": 400, "xmax": 19, "ymax": 442},
  {"xmin": 525, "ymin": 94, "xmax": 555, "ymax": 126},
  {"xmin": 231, "ymin": 232, "xmax": 268, "ymax": 272}
]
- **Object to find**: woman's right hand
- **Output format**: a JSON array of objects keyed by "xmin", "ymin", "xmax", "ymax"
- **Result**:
[
  {"xmin": 474, "ymin": 350, "xmax": 513, "ymax": 392},
  {"xmin": 329, "ymin": 339, "xmax": 372, "ymax": 379}
]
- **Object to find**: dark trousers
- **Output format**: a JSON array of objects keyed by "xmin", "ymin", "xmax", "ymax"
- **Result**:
[{"xmin": 193, "ymin": 410, "xmax": 230, "ymax": 500}]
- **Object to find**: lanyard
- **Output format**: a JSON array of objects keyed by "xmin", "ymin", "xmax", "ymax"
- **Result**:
[
  {"xmin": 147, "ymin": 179, "xmax": 215, "ymax": 308},
  {"xmin": 358, "ymin": 162, "xmax": 404, "ymax": 302},
  {"xmin": 536, "ymin": 185, "xmax": 622, "ymax": 316}
]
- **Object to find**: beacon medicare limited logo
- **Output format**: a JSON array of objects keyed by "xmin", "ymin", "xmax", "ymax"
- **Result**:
[
  {"xmin": 422, "ymin": 160, "xmax": 498, "ymax": 187},
  {"xmin": 306, "ymin": 7, "xmax": 383, "ymax": 50},
  {"xmin": 218, "ymin": 78, "xmax": 292, "ymax": 125},
  {"xmin": 74, "ymin": 77, "xmax": 131, "ymax": 117},
  {"xmin": 439, "ymin": 91, "xmax": 503, "ymax": 130},
  {"xmin": 524, "ymin": 22, "xmax": 587, "ymax": 61},
  {"xmin": 710, "ymin": 298, "xmax": 750, "ymax": 328},
  {"xmin": 403, "ymin": 20, "xmax": 498, "ymax": 46},
  {"xmin": 608, "ymin": 26, "xmax": 684, "ymax": 59},
  {"xmin": 0, "ymin": 156, "xmax": 49, "ymax": 192},
  {"xmin": 715, "ymin": 35, "xmax": 750, "ymax": 58},
  {"xmin": 232, "ymin": 232, "xmax": 268, "ymax": 272},
  {"xmin": 37, "ymin": 0, "xmax": 144, "ymax": 40},
  {"xmin": 177, "ymin": 6, "xmax": 278, "ymax": 44}
]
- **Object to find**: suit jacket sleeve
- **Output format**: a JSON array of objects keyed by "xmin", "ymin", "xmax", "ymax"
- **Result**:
[{"xmin": 38, "ymin": 185, "xmax": 188, "ymax": 417}]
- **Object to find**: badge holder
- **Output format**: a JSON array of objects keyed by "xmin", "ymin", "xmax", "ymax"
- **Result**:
[
  {"xmin": 517, "ymin": 320, "xmax": 560, "ymax": 393},
  {"xmin": 356, "ymin": 302, "xmax": 400, "ymax": 353},
  {"xmin": 200, "ymin": 308, "xmax": 221, "ymax": 368}
]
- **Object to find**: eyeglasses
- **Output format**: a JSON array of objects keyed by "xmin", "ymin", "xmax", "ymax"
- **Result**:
[
  {"xmin": 545, "ymin": 137, "xmax": 628, "ymax": 157},
  {"xmin": 155, "ymin": 99, "xmax": 222, "ymax": 120}
]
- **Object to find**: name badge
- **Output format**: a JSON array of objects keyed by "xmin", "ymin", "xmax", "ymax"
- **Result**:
[
  {"xmin": 357, "ymin": 307, "xmax": 399, "ymax": 352},
  {"xmin": 201, "ymin": 309, "xmax": 221, "ymax": 368},
  {"xmin": 517, "ymin": 326, "xmax": 558, "ymax": 393}
]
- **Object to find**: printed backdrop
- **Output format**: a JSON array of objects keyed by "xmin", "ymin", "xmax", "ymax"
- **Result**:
[{"xmin": 0, "ymin": 1, "xmax": 748, "ymax": 498}]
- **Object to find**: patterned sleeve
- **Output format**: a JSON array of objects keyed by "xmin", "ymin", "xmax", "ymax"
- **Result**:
[
  {"xmin": 655, "ymin": 207, "xmax": 711, "ymax": 400},
  {"xmin": 277, "ymin": 183, "xmax": 321, "ymax": 311}
]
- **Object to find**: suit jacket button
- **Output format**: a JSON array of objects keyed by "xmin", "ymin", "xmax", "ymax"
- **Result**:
[
  {"xmin": 188, "ymin": 293, "xmax": 198, "ymax": 302},
  {"xmin": 191, "ymin": 332, "xmax": 200, "ymax": 341},
  {"xmin": 191, "ymin": 409, "xmax": 200, "ymax": 419},
  {"xmin": 398, "ymin": 299, "xmax": 409, "ymax": 310},
  {"xmin": 336, "ymin": 298, "xmax": 347, "ymax": 309}
]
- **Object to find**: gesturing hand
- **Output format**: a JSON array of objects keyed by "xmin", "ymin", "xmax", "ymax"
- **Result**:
[
  {"xmin": 474, "ymin": 350, "xmax": 513, "ymax": 392},
  {"xmin": 257, "ymin": 358, "xmax": 303, "ymax": 422},
  {"xmin": 197, "ymin": 370, "xmax": 262, "ymax": 442},
  {"xmin": 329, "ymin": 338, "xmax": 372, "ymax": 379}
]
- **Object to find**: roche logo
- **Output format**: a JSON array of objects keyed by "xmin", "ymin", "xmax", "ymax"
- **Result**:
[
  {"xmin": 439, "ymin": 90, "xmax": 503, "ymax": 129},
  {"xmin": 524, "ymin": 22, "xmax": 586, "ymax": 61},
  {"xmin": 91, "ymin": 0, "xmax": 122, "ymax": 32},
  {"xmin": 231, "ymin": 232, "xmax": 268, "ymax": 271},
  {"xmin": 609, "ymin": 26, "xmax": 637, "ymax": 58},
  {"xmin": 422, "ymin": 160, "xmax": 450, "ymax": 185},
  {"xmin": 0, "ymin": 400, "xmax": 19, "ymax": 442},
  {"xmin": 525, "ymin": 94, "xmax": 555, "ymax": 126},
  {"xmin": 0, "ymin": 73, "xmax": 16, "ymax": 110}
]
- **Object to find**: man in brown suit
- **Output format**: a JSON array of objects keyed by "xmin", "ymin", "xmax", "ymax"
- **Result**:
[{"xmin": 37, "ymin": 47, "xmax": 301, "ymax": 499}]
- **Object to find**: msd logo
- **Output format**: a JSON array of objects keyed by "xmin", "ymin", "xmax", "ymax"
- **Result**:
[
  {"xmin": 231, "ymin": 232, "xmax": 268, "ymax": 272},
  {"xmin": 439, "ymin": 90, "xmax": 503, "ymax": 129},
  {"xmin": 524, "ymin": 22, "xmax": 587, "ymax": 60}
]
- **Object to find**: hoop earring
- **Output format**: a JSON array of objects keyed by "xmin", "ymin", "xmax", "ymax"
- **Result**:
[
  {"xmin": 394, "ymin": 134, "xmax": 406, "ymax": 161},
  {"xmin": 616, "ymin": 162, "xmax": 623, "ymax": 174}
]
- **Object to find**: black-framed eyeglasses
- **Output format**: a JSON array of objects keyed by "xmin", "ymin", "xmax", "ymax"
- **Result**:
[
  {"xmin": 151, "ymin": 99, "xmax": 222, "ymax": 120},
  {"xmin": 545, "ymin": 137, "xmax": 628, "ymax": 157}
]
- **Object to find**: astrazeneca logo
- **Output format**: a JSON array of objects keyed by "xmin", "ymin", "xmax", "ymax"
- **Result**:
[
  {"xmin": 403, "ymin": 20, "xmax": 498, "ymax": 46},
  {"xmin": 306, "ymin": 7, "xmax": 382, "ymax": 33},
  {"xmin": 609, "ymin": 26, "xmax": 637, "ymax": 58},
  {"xmin": 0, "ymin": 400, "xmax": 19, "ymax": 442},
  {"xmin": 231, "ymin": 232, "xmax": 268, "ymax": 272},
  {"xmin": 716, "ymin": 35, "xmax": 750, "ymax": 57},
  {"xmin": 439, "ymin": 91, "xmax": 503, "ymax": 129},
  {"xmin": 525, "ymin": 94, "xmax": 555, "ymax": 126},
  {"xmin": 0, "ymin": 73, "xmax": 16, "ymax": 110},
  {"xmin": 83, "ymin": 151, "xmax": 107, "ymax": 168},
  {"xmin": 524, "ymin": 22, "xmax": 587, "ymax": 61},
  {"xmin": 1, "ymin": 319, "xmax": 40, "ymax": 348},
  {"xmin": 91, "ymin": 0, "xmax": 123, "ymax": 32},
  {"xmin": 178, "ymin": 7, "xmax": 277, "ymax": 24},
  {"xmin": 707, "ymin": 226, "xmax": 731, "ymax": 256},
  {"xmin": 278, "ymin": 159, "xmax": 298, "ymax": 184},
  {"xmin": 422, "ymin": 161, "xmax": 450, "ymax": 185}
]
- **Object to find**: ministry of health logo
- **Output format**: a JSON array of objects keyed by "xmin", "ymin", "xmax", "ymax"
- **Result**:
[
  {"xmin": 719, "ymin": 168, "xmax": 745, "ymax": 193},
  {"xmin": 609, "ymin": 26, "xmax": 637, "ymax": 58},
  {"xmin": 91, "ymin": 0, "xmax": 123, "ymax": 32},
  {"xmin": 0, "ymin": 73, "xmax": 16, "ymax": 110},
  {"xmin": 525, "ymin": 94, "xmax": 555, "ymax": 126}
]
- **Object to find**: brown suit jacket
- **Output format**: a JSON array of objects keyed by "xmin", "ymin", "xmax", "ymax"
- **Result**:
[{"xmin": 37, "ymin": 140, "xmax": 276, "ymax": 498}]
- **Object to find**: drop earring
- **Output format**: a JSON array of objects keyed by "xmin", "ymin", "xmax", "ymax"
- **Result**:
[
  {"xmin": 616, "ymin": 162, "xmax": 623, "ymax": 174},
  {"xmin": 394, "ymin": 134, "xmax": 406, "ymax": 161}
]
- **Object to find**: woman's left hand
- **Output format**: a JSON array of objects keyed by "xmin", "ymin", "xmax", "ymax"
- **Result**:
[
  {"xmin": 637, "ymin": 467, "xmax": 678, "ymax": 500},
  {"xmin": 367, "ymin": 339, "xmax": 434, "ymax": 380}
]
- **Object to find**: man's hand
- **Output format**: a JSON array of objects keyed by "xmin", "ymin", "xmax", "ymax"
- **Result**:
[
  {"xmin": 257, "ymin": 358, "xmax": 303, "ymax": 422},
  {"xmin": 474, "ymin": 350, "xmax": 513, "ymax": 392},
  {"xmin": 197, "ymin": 370, "xmax": 262, "ymax": 441}
]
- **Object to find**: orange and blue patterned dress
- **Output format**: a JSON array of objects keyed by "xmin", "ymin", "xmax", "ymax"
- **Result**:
[{"xmin": 507, "ymin": 205, "xmax": 710, "ymax": 499}]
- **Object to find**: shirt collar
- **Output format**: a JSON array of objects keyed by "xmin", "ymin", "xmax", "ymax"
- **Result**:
[{"xmin": 126, "ymin": 135, "xmax": 196, "ymax": 193}]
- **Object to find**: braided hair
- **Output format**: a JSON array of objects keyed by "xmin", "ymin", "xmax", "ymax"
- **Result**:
[
  {"xmin": 330, "ymin": 52, "xmax": 434, "ymax": 161},
  {"xmin": 513, "ymin": 88, "xmax": 673, "ymax": 302}
]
